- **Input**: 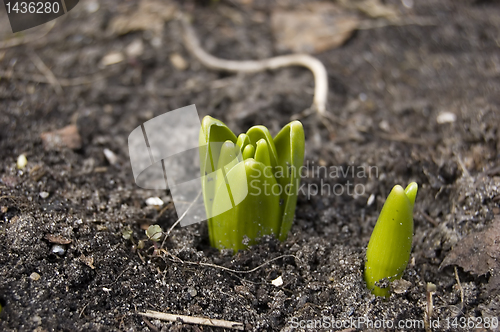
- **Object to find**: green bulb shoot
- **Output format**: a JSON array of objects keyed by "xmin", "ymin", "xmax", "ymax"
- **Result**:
[
  {"xmin": 364, "ymin": 182, "xmax": 418, "ymax": 298},
  {"xmin": 199, "ymin": 116, "xmax": 305, "ymax": 252}
]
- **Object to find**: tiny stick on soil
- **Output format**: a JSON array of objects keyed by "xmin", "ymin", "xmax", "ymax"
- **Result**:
[
  {"xmin": 29, "ymin": 52, "xmax": 63, "ymax": 95},
  {"xmin": 179, "ymin": 13, "xmax": 328, "ymax": 116},
  {"xmin": 138, "ymin": 310, "xmax": 244, "ymax": 330}
]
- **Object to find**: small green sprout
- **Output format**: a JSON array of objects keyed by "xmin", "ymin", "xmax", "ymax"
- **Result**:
[
  {"xmin": 199, "ymin": 116, "xmax": 305, "ymax": 251},
  {"xmin": 145, "ymin": 225, "xmax": 163, "ymax": 242},
  {"xmin": 364, "ymin": 182, "xmax": 418, "ymax": 298},
  {"xmin": 122, "ymin": 226, "xmax": 133, "ymax": 240}
]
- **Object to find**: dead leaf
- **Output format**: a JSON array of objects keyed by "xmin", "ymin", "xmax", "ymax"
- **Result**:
[
  {"xmin": 40, "ymin": 125, "xmax": 82, "ymax": 150},
  {"xmin": 391, "ymin": 279, "xmax": 412, "ymax": 294},
  {"xmin": 271, "ymin": 3, "xmax": 359, "ymax": 53},
  {"xmin": 45, "ymin": 234, "xmax": 72, "ymax": 245},
  {"xmin": 80, "ymin": 254, "xmax": 95, "ymax": 269},
  {"xmin": 440, "ymin": 217, "xmax": 500, "ymax": 291}
]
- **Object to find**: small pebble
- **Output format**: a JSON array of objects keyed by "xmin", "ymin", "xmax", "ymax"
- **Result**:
[
  {"xmin": 146, "ymin": 197, "xmax": 164, "ymax": 206},
  {"xmin": 378, "ymin": 120, "xmax": 390, "ymax": 132},
  {"xmin": 170, "ymin": 53, "xmax": 188, "ymax": 70},
  {"xmin": 30, "ymin": 272, "xmax": 41, "ymax": 281},
  {"xmin": 101, "ymin": 52, "xmax": 124, "ymax": 66},
  {"xmin": 272, "ymin": 276, "xmax": 283, "ymax": 287},
  {"xmin": 437, "ymin": 111, "xmax": 456, "ymax": 124},
  {"xmin": 188, "ymin": 287, "xmax": 197, "ymax": 297},
  {"xmin": 367, "ymin": 193, "xmax": 375, "ymax": 206},
  {"xmin": 51, "ymin": 244, "xmax": 65, "ymax": 256},
  {"xmin": 17, "ymin": 154, "xmax": 27, "ymax": 169},
  {"xmin": 103, "ymin": 148, "xmax": 118, "ymax": 165},
  {"xmin": 126, "ymin": 39, "xmax": 144, "ymax": 58},
  {"xmin": 39, "ymin": 191, "xmax": 49, "ymax": 199},
  {"xmin": 85, "ymin": 1, "xmax": 99, "ymax": 13}
]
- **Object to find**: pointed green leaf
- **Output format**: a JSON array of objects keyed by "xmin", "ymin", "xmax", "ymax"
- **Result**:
[
  {"xmin": 199, "ymin": 116, "xmax": 237, "ymax": 246},
  {"xmin": 246, "ymin": 125, "xmax": 278, "ymax": 169},
  {"xmin": 254, "ymin": 139, "xmax": 272, "ymax": 168},
  {"xmin": 273, "ymin": 121, "xmax": 305, "ymax": 241},
  {"xmin": 217, "ymin": 140, "xmax": 241, "ymax": 174},
  {"xmin": 199, "ymin": 116, "xmax": 237, "ymax": 176},
  {"xmin": 364, "ymin": 183, "xmax": 417, "ymax": 298},
  {"xmin": 405, "ymin": 182, "xmax": 418, "ymax": 208},
  {"xmin": 213, "ymin": 140, "xmax": 242, "ymax": 220},
  {"xmin": 236, "ymin": 133, "xmax": 251, "ymax": 150},
  {"xmin": 242, "ymin": 144, "xmax": 255, "ymax": 159}
]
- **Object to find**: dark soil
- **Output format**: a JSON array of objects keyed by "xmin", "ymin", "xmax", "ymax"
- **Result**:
[{"xmin": 1, "ymin": 0, "xmax": 499, "ymax": 331}]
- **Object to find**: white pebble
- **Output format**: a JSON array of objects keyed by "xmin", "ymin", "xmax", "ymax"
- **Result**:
[
  {"xmin": 103, "ymin": 148, "xmax": 118, "ymax": 165},
  {"xmin": 271, "ymin": 276, "xmax": 283, "ymax": 287},
  {"xmin": 85, "ymin": 1, "xmax": 99, "ymax": 13},
  {"xmin": 367, "ymin": 193, "xmax": 375, "ymax": 206},
  {"xmin": 39, "ymin": 191, "xmax": 49, "ymax": 199},
  {"xmin": 437, "ymin": 111, "xmax": 456, "ymax": 124},
  {"xmin": 101, "ymin": 52, "xmax": 124, "ymax": 66},
  {"xmin": 126, "ymin": 39, "xmax": 144, "ymax": 58},
  {"xmin": 51, "ymin": 244, "xmax": 65, "ymax": 256},
  {"xmin": 146, "ymin": 197, "xmax": 164, "ymax": 206},
  {"xmin": 17, "ymin": 154, "xmax": 27, "ymax": 169},
  {"xmin": 170, "ymin": 53, "xmax": 188, "ymax": 71},
  {"xmin": 379, "ymin": 120, "xmax": 390, "ymax": 132}
]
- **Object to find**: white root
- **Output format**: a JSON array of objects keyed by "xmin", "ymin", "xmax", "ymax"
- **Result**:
[{"xmin": 179, "ymin": 14, "xmax": 328, "ymax": 116}]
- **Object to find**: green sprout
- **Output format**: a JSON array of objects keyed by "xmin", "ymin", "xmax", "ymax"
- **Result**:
[
  {"xmin": 199, "ymin": 116, "xmax": 305, "ymax": 251},
  {"xmin": 146, "ymin": 225, "xmax": 163, "ymax": 242},
  {"xmin": 364, "ymin": 182, "xmax": 418, "ymax": 298}
]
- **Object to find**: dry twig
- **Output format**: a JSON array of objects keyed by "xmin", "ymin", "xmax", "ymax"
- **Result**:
[
  {"xmin": 138, "ymin": 310, "xmax": 244, "ymax": 330},
  {"xmin": 28, "ymin": 52, "xmax": 63, "ymax": 95},
  {"xmin": 165, "ymin": 252, "xmax": 300, "ymax": 275},
  {"xmin": 454, "ymin": 266, "xmax": 464, "ymax": 310},
  {"xmin": 425, "ymin": 282, "xmax": 436, "ymax": 332}
]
